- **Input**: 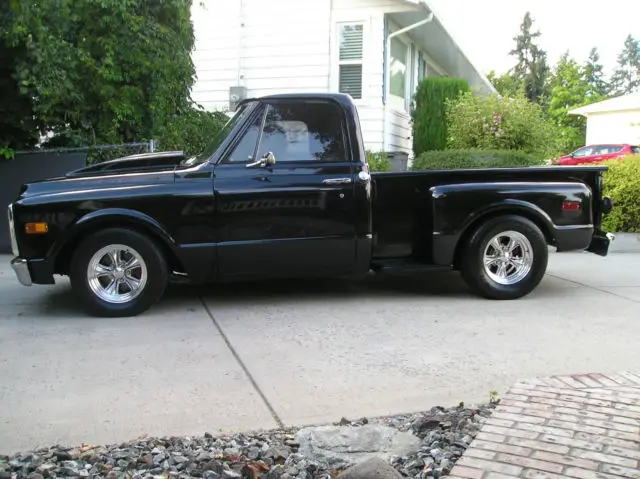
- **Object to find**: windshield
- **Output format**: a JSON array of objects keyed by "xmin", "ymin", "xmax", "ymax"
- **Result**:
[{"xmin": 181, "ymin": 101, "xmax": 257, "ymax": 166}]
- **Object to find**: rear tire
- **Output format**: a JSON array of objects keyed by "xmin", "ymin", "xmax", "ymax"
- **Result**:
[
  {"xmin": 460, "ymin": 215, "xmax": 548, "ymax": 300},
  {"xmin": 70, "ymin": 228, "xmax": 168, "ymax": 317}
]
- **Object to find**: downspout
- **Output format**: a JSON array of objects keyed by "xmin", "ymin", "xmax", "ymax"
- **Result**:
[{"xmin": 382, "ymin": 5, "xmax": 434, "ymax": 152}]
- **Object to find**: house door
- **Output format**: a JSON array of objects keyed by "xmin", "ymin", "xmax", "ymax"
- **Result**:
[{"xmin": 213, "ymin": 99, "xmax": 358, "ymax": 279}]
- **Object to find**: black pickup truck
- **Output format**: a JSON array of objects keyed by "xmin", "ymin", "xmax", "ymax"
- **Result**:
[{"xmin": 7, "ymin": 93, "xmax": 613, "ymax": 317}]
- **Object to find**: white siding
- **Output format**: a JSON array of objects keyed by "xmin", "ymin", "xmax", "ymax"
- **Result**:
[
  {"xmin": 190, "ymin": 0, "xmax": 475, "ymax": 159},
  {"xmin": 585, "ymin": 111, "xmax": 640, "ymax": 145},
  {"xmin": 331, "ymin": 0, "xmax": 386, "ymax": 153},
  {"xmin": 331, "ymin": 0, "xmax": 419, "ymax": 154},
  {"xmin": 191, "ymin": 2, "xmax": 240, "ymax": 109},
  {"xmin": 191, "ymin": 0, "xmax": 331, "ymax": 111}
]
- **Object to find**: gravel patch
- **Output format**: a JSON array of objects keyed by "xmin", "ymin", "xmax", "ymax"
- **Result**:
[{"xmin": 0, "ymin": 404, "xmax": 495, "ymax": 479}]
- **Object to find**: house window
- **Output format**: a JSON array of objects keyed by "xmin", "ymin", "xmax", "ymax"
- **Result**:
[
  {"xmin": 338, "ymin": 24, "xmax": 363, "ymax": 99},
  {"xmin": 389, "ymin": 36, "xmax": 408, "ymax": 109}
]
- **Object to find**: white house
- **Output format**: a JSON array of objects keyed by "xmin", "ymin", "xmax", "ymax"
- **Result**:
[
  {"xmin": 569, "ymin": 93, "xmax": 640, "ymax": 145},
  {"xmin": 190, "ymin": 0, "xmax": 494, "ymax": 157}
]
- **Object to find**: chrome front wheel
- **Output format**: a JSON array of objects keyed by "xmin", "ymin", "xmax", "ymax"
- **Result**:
[
  {"xmin": 87, "ymin": 244, "xmax": 148, "ymax": 304},
  {"xmin": 483, "ymin": 231, "xmax": 534, "ymax": 285}
]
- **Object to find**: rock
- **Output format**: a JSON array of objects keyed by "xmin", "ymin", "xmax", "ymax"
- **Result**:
[
  {"xmin": 203, "ymin": 472, "xmax": 220, "ymax": 479},
  {"xmin": 440, "ymin": 458, "xmax": 453, "ymax": 472},
  {"xmin": 246, "ymin": 447, "xmax": 260, "ymax": 461},
  {"xmin": 152, "ymin": 454, "xmax": 166, "ymax": 466},
  {"xmin": 263, "ymin": 445, "xmax": 291, "ymax": 462},
  {"xmin": 0, "ymin": 473, "xmax": 11, "ymax": 479},
  {"xmin": 337, "ymin": 457, "xmax": 402, "ymax": 479},
  {"xmin": 54, "ymin": 452, "xmax": 72, "ymax": 462},
  {"xmin": 295, "ymin": 425, "xmax": 419, "ymax": 466}
]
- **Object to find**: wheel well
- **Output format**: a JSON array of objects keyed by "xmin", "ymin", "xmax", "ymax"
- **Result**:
[
  {"xmin": 54, "ymin": 220, "xmax": 186, "ymax": 276},
  {"xmin": 452, "ymin": 209, "xmax": 554, "ymax": 269}
]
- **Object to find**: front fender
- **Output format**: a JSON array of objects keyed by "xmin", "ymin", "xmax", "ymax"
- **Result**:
[
  {"xmin": 429, "ymin": 181, "xmax": 593, "ymax": 266},
  {"xmin": 49, "ymin": 208, "xmax": 178, "ymax": 262}
]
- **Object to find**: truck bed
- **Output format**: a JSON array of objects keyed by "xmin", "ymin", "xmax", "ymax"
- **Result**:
[{"xmin": 370, "ymin": 166, "xmax": 607, "ymax": 264}]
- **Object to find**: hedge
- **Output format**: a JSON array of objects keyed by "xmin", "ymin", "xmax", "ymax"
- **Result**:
[
  {"xmin": 366, "ymin": 150, "xmax": 391, "ymax": 172},
  {"xmin": 411, "ymin": 149, "xmax": 544, "ymax": 170},
  {"xmin": 599, "ymin": 155, "xmax": 640, "ymax": 233},
  {"xmin": 412, "ymin": 77, "xmax": 470, "ymax": 156}
]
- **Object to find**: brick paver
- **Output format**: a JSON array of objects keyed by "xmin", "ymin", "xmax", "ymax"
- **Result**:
[{"xmin": 451, "ymin": 372, "xmax": 640, "ymax": 479}]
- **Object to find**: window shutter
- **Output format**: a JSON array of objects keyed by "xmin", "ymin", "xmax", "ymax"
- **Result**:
[
  {"xmin": 339, "ymin": 25, "xmax": 363, "ymax": 60},
  {"xmin": 339, "ymin": 64, "xmax": 363, "ymax": 99},
  {"xmin": 338, "ymin": 24, "xmax": 363, "ymax": 99}
]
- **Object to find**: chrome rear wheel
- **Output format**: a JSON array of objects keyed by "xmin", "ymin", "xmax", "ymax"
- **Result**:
[{"xmin": 483, "ymin": 231, "xmax": 534, "ymax": 285}]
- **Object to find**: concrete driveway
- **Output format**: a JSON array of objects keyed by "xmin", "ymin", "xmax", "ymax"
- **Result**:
[{"xmin": 1, "ymin": 250, "xmax": 640, "ymax": 454}]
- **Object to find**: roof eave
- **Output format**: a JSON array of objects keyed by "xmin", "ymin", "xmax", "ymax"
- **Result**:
[{"xmin": 407, "ymin": 0, "xmax": 496, "ymax": 94}]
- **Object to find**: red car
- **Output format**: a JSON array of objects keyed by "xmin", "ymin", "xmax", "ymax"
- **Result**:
[{"xmin": 556, "ymin": 144, "xmax": 640, "ymax": 165}]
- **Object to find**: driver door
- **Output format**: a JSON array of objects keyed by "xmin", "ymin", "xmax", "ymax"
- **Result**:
[{"xmin": 213, "ymin": 99, "xmax": 357, "ymax": 280}]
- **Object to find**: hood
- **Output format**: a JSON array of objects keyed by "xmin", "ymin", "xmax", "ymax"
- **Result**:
[
  {"xmin": 65, "ymin": 150, "xmax": 186, "ymax": 178},
  {"xmin": 17, "ymin": 151, "xmax": 184, "ymax": 202}
]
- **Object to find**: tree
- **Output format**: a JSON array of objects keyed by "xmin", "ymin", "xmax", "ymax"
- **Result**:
[
  {"xmin": 547, "ymin": 52, "xmax": 593, "ymax": 152},
  {"xmin": 583, "ymin": 47, "xmax": 609, "ymax": 98},
  {"xmin": 0, "ymin": 0, "xmax": 206, "ymax": 151},
  {"xmin": 509, "ymin": 12, "xmax": 550, "ymax": 105},
  {"xmin": 486, "ymin": 70, "xmax": 524, "ymax": 98},
  {"xmin": 610, "ymin": 34, "xmax": 640, "ymax": 95}
]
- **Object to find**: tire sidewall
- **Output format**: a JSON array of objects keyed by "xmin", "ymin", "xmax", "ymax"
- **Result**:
[
  {"xmin": 464, "ymin": 215, "xmax": 548, "ymax": 299},
  {"xmin": 70, "ymin": 228, "xmax": 168, "ymax": 317}
]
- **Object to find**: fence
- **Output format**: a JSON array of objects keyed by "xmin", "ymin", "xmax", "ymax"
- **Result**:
[
  {"xmin": 14, "ymin": 139, "xmax": 157, "ymax": 165},
  {"xmin": 1, "ymin": 140, "xmax": 158, "ymax": 253}
]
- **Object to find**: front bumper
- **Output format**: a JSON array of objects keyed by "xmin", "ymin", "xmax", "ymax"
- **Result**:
[
  {"xmin": 10, "ymin": 257, "xmax": 55, "ymax": 286},
  {"xmin": 11, "ymin": 258, "xmax": 33, "ymax": 286}
]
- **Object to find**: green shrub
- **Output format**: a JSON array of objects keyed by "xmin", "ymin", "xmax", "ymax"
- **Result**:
[
  {"xmin": 446, "ymin": 92, "xmax": 555, "ymax": 156},
  {"xmin": 0, "ymin": 146, "xmax": 14, "ymax": 160},
  {"xmin": 366, "ymin": 150, "xmax": 391, "ymax": 172},
  {"xmin": 599, "ymin": 156, "xmax": 640, "ymax": 233},
  {"xmin": 411, "ymin": 149, "xmax": 544, "ymax": 171},
  {"xmin": 412, "ymin": 77, "xmax": 470, "ymax": 156},
  {"xmin": 157, "ymin": 106, "xmax": 229, "ymax": 157}
]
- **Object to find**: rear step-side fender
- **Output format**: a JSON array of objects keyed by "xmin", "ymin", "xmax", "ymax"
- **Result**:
[{"xmin": 429, "ymin": 181, "xmax": 594, "ymax": 266}]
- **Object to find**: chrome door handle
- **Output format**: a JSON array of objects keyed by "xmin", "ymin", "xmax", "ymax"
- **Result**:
[{"xmin": 322, "ymin": 177, "xmax": 352, "ymax": 185}]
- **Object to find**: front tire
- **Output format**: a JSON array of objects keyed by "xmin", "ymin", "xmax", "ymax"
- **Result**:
[
  {"xmin": 460, "ymin": 215, "xmax": 548, "ymax": 300},
  {"xmin": 70, "ymin": 228, "xmax": 168, "ymax": 317}
]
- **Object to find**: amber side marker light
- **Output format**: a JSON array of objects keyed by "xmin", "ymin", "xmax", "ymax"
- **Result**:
[{"xmin": 25, "ymin": 222, "xmax": 49, "ymax": 234}]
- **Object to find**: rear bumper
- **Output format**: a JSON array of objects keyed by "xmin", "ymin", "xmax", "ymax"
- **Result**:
[
  {"xmin": 586, "ymin": 231, "xmax": 613, "ymax": 257},
  {"xmin": 10, "ymin": 257, "xmax": 55, "ymax": 286}
]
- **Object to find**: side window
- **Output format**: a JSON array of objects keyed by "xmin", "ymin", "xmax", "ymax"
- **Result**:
[
  {"xmin": 573, "ymin": 147, "xmax": 592, "ymax": 158},
  {"xmin": 632, "ymin": 146, "xmax": 640, "ymax": 154},
  {"xmin": 224, "ymin": 112, "xmax": 263, "ymax": 163},
  {"xmin": 256, "ymin": 101, "xmax": 346, "ymax": 162}
]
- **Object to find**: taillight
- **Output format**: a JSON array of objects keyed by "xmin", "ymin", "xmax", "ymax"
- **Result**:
[{"xmin": 562, "ymin": 201, "xmax": 581, "ymax": 212}]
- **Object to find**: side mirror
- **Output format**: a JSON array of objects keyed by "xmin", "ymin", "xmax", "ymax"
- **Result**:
[
  {"xmin": 246, "ymin": 151, "xmax": 277, "ymax": 169},
  {"xmin": 264, "ymin": 151, "xmax": 276, "ymax": 166}
]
